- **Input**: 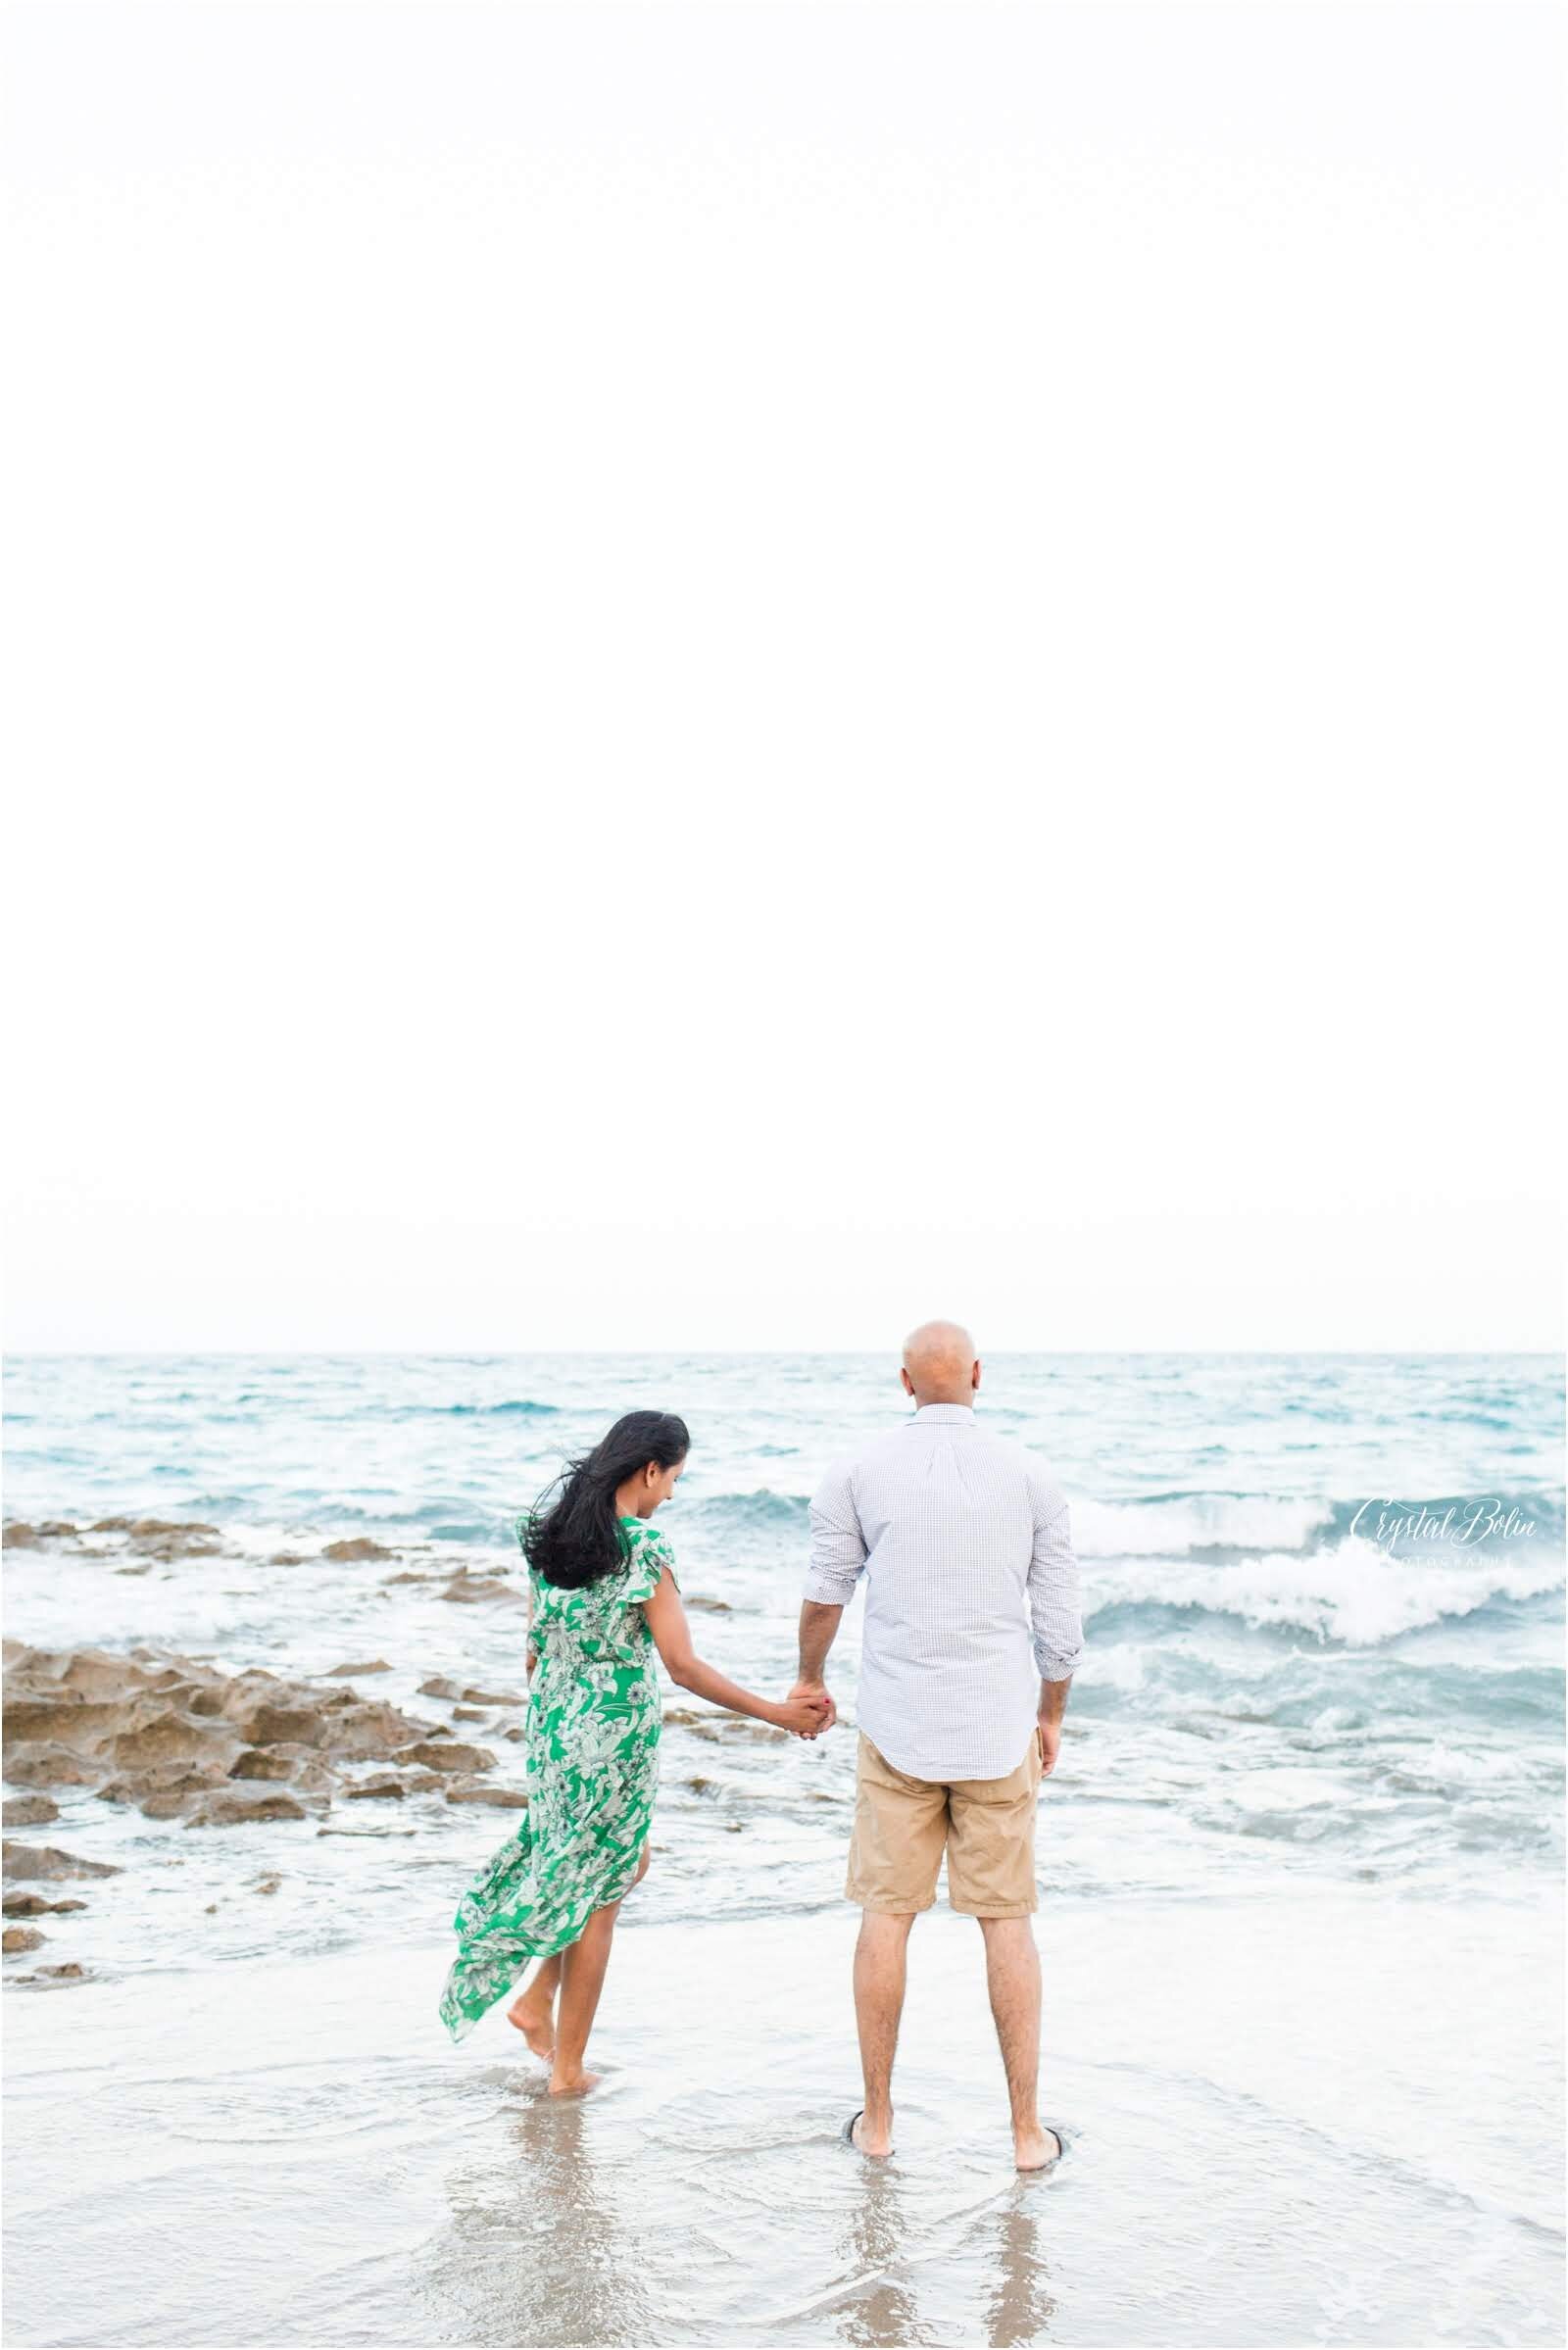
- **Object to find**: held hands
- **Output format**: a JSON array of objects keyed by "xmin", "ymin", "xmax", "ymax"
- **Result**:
[{"xmin": 778, "ymin": 1682, "xmax": 835, "ymax": 1738}]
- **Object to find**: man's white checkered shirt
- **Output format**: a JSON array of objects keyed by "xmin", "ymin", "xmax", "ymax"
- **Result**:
[{"xmin": 804, "ymin": 1401, "xmax": 1084, "ymax": 1781}]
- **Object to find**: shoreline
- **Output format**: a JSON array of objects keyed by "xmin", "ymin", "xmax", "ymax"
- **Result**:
[{"xmin": 5, "ymin": 1888, "xmax": 1562, "ymax": 2347}]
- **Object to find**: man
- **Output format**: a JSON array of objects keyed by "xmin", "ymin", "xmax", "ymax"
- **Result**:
[{"xmin": 792, "ymin": 1320, "xmax": 1083, "ymax": 2171}]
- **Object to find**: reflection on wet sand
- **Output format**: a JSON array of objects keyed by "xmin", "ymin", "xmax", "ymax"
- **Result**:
[
  {"xmin": 5, "ymin": 1906, "xmax": 1561, "ymax": 2346},
  {"xmin": 834, "ymin": 2163, "xmax": 920, "ymax": 2346},
  {"xmin": 829, "ymin": 2168, "xmax": 1057, "ymax": 2348},
  {"xmin": 421, "ymin": 2061, "xmax": 1063, "ymax": 2350},
  {"xmin": 984, "ymin": 2192, "xmax": 1058, "ymax": 2347},
  {"xmin": 427, "ymin": 2080, "xmax": 663, "ymax": 2347}
]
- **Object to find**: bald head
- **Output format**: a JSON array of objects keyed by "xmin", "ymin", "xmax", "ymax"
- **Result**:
[{"xmin": 901, "ymin": 1320, "xmax": 980, "ymax": 1407}]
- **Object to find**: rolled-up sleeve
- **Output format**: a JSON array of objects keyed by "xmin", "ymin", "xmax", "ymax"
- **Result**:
[
  {"xmin": 804, "ymin": 1458, "xmax": 867, "ymax": 1605},
  {"xmin": 1028, "ymin": 1472, "xmax": 1084, "ymax": 1681}
]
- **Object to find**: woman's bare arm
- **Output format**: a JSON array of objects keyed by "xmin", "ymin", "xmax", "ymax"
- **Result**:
[{"xmin": 643, "ymin": 1571, "xmax": 827, "ymax": 1737}]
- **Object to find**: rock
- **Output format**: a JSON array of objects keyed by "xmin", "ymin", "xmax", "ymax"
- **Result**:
[
  {"xmin": 2, "ymin": 1640, "xmax": 437, "ymax": 1822},
  {"xmin": 140, "ymin": 1530, "xmax": 222, "ymax": 1560},
  {"xmin": 226, "ymin": 1749, "xmax": 297, "ymax": 1781},
  {"xmin": 4, "ymin": 1891, "xmax": 85, "ymax": 1916},
  {"xmin": 0, "ymin": 1738, "xmax": 101, "ymax": 1786},
  {"xmin": 324, "ymin": 1660, "xmax": 391, "ymax": 1677},
  {"xmin": 35, "ymin": 1963, "xmax": 88, "ymax": 1983},
  {"xmin": 226, "ymin": 1702, "xmax": 325, "ymax": 1747},
  {"xmin": 321, "ymin": 1538, "xmax": 395, "ymax": 1562},
  {"xmin": 383, "ymin": 1570, "xmax": 437, "ymax": 1586},
  {"xmin": 96, "ymin": 1763, "xmax": 229, "ymax": 1818},
  {"xmin": 316, "ymin": 1701, "xmax": 422, "ymax": 1760},
  {"xmin": 503, "ymin": 1727, "xmax": 525, "ymax": 1741},
  {"xmin": 184, "ymin": 1789, "xmax": 308, "ymax": 1828},
  {"xmin": 6, "ymin": 1695, "xmax": 167, "ymax": 1753},
  {"xmin": 146, "ymin": 1791, "xmax": 199, "ymax": 1821},
  {"xmin": 686, "ymin": 1777, "xmax": 716, "ymax": 1794},
  {"xmin": 2, "ymin": 1523, "xmax": 41, "ymax": 1548},
  {"xmin": 685, "ymin": 1595, "xmax": 732, "ymax": 1613},
  {"xmin": 393, "ymin": 1740, "xmax": 496, "ymax": 1774},
  {"xmin": 344, "ymin": 1773, "xmax": 409, "ymax": 1800},
  {"xmin": 2, "ymin": 1841, "xmax": 121, "ymax": 1881},
  {"xmin": 115, "ymin": 1564, "xmax": 154, "ymax": 1577},
  {"xmin": 452, "ymin": 1705, "xmax": 489, "ymax": 1721},
  {"xmin": 417, "ymin": 1677, "xmax": 464, "ymax": 1700},
  {"xmin": 92, "ymin": 1516, "xmax": 217, "ymax": 1540},
  {"xmin": 270, "ymin": 1552, "xmax": 306, "ymax": 1565},
  {"xmin": 87, "ymin": 1519, "xmax": 221, "ymax": 1560},
  {"xmin": 3, "ymin": 1925, "xmax": 45, "ymax": 1952},
  {"xmin": 108, "ymin": 1714, "xmax": 240, "ymax": 1771},
  {"xmin": 463, "ymin": 1686, "xmax": 525, "ymax": 1706},
  {"xmin": 444, "ymin": 1780, "xmax": 527, "ymax": 1808},
  {"xmin": 252, "ymin": 1874, "xmax": 281, "ymax": 1894},
  {"xmin": 2, "ymin": 1795, "xmax": 60, "ymax": 1828},
  {"xmin": 439, "ymin": 1571, "xmax": 520, "ymax": 1605}
]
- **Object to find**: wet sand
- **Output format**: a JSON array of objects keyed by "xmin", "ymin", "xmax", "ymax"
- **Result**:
[{"xmin": 4, "ymin": 1891, "xmax": 1561, "ymax": 2346}]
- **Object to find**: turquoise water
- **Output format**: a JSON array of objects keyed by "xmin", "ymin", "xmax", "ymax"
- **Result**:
[
  {"xmin": 4, "ymin": 1352, "xmax": 1563, "ymax": 2346},
  {"xmin": 3, "ymin": 1350, "xmax": 1562, "ymax": 1921}
]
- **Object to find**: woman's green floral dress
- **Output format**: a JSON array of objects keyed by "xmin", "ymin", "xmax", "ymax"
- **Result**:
[{"xmin": 438, "ymin": 1514, "xmax": 676, "ymax": 2042}]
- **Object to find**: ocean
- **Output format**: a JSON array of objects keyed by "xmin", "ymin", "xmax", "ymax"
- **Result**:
[{"xmin": 3, "ymin": 1350, "xmax": 1564, "ymax": 2345}]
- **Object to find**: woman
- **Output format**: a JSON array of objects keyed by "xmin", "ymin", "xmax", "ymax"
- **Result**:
[{"xmin": 438, "ymin": 1409, "xmax": 827, "ymax": 2092}]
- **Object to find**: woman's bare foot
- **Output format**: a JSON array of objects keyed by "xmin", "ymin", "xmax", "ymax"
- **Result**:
[
  {"xmin": 1014, "ymin": 2123, "xmax": 1063, "ymax": 2173},
  {"xmin": 547, "ymin": 2068, "xmax": 601, "ymax": 2098},
  {"xmin": 507, "ymin": 1994, "xmax": 556, "ymax": 2061}
]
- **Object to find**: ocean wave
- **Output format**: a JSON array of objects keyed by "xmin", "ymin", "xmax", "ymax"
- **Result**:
[
  {"xmin": 1073, "ymin": 1494, "xmax": 1335, "ymax": 1556},
  {"xmin": 1073, "ymin": 1490, "xmax": 1564, "ymax": 1559},
  {"xmin": 683, "ymin": 1491, "xmax": 810, "ymax": 1534},
  {"xmin": 431, "ymin": 1399, "xmax": 560, "ymax": 1418},
  {"xmin": 1084, "ymin": 1538, "xmax": 1565, "ymax": 1647}
]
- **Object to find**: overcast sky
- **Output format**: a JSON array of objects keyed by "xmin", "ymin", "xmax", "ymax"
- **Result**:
[{"xmin": 4, "ymin": 2, "xmax": 1562, "ymax": 1352}]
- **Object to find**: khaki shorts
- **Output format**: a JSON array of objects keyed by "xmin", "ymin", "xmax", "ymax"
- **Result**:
[{"xmin": 845, "ymin": 1732, "xmax": 1043, "ymax": 1918}]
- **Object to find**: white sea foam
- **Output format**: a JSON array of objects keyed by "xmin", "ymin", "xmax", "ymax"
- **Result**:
[
  {"xmin": 1085, "ymin": 1536, "xmax": 1566, "ymax": 1645},
  {"xmin": 1071, "ymin": 1493, "xmax": 1335, "ymax": 1556}
]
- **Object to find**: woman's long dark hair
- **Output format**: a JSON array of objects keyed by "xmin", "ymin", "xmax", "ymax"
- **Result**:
[{"xmin": 523, "ymin": 1410, "xmax": 690, "ymax": 1590}]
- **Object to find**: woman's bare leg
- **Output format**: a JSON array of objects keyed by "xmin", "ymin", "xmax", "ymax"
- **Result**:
[
  {"xmin": 507, "ymin": 1953, "xmax": 564, "ymax": 2059},
  {"xmin": 550, "ymin": 1899, "xmax": 622, "ymax": 2095}
]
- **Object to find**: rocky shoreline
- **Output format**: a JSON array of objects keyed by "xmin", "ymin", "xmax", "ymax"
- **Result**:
[
  {"xmin": 2, "ymin": 1511, "xmax": 531, "ymax": 1598},
  {"xmin": 3, "ymin": 1517, "xmax": 535, "ymax": 1988}
]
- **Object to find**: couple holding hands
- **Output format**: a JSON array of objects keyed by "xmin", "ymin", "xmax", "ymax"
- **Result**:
[{"xmin": 437, "ymin": 1320, "xmax": 1083, "ymax": 2174}]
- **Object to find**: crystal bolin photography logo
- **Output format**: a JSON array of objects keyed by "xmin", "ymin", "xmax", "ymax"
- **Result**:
[{"xmin": 1349, "ymin": 1498, "xmax": 1540, "ymax": 1553}]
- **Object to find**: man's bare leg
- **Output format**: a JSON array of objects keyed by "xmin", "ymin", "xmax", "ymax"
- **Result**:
[
  {"xmin": 851, "ymin": 1909, "xmax": 917, "ymax": 2155},
  {"xmin": 977, "ymin": 1915, "xmax": 1059, "ymax": 2170},
  {"xmin": 507, "ymin": 1954, "xmax": 563, "ymax": 2059},
  {"xmin": 550, "ymin": 1898, "xmax": 622, "ymax": 2096}
]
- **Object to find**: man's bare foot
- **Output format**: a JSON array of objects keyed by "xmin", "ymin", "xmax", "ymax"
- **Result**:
[
  {"xmin": 1014, "ymin": 2123, "xmax": 1063, "ymax": 2173},
  {"xmin": 849, "ymin": 2108, "xmax": 894, "ymax": 2158},
  {"xmin": 547, "ymin": 2069, "xmax": 601, "ymax": 2098},
  {"xmin": 506, "ymin": 1995, "xmax": 556, "ymax": 2061}
]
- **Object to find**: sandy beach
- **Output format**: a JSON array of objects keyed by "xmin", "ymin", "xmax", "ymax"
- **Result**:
[
  {"xmin": 3, "ymin": 1351, "xmax": 1562, "ymax": 2345},
  {"xmin": 5, "ymin": 1890, "xmax": 1562, "ymax": 2346}
]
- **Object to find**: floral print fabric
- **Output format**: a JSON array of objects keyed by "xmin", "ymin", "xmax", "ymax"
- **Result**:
[{"xmin": 437, "ymin": 1514, "xmax": 675, "ymax": 2042}]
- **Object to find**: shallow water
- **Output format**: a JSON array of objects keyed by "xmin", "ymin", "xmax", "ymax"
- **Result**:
[
  {"xmin": 3, "ymin": 1351, "xmax": 1563, "ymax": 2343},
  {"xmin": 4, "ymin": 1901, "xmax": 1562, "ymax": 2346}
]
